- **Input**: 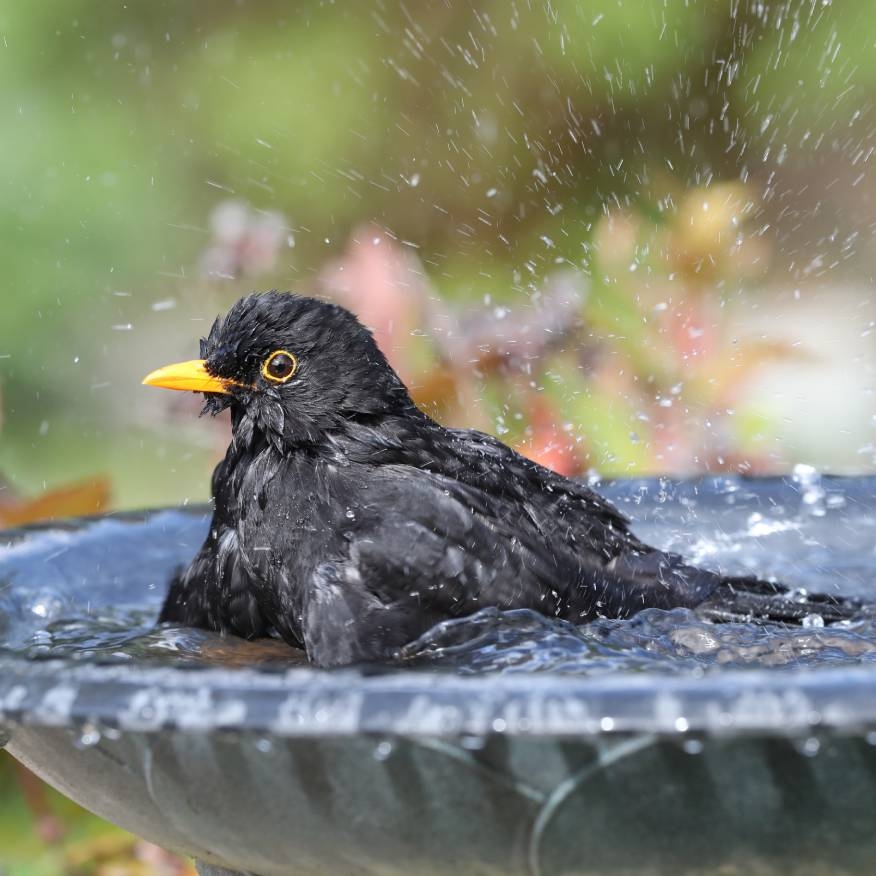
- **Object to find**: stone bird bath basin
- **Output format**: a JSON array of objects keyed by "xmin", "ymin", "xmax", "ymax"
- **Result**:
[{"xmin": 2, "ymin": 473, "xmax": 876, "ymax": 875}]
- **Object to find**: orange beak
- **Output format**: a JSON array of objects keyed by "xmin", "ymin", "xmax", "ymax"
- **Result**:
[{"xmin": 142, "ymin": 359, "xmax": 235, "ymax": 394}]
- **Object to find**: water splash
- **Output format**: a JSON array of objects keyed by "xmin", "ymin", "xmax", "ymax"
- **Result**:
[{"xmin": 1, "ymin": 477, "xmax": 875, "ymax": 677}]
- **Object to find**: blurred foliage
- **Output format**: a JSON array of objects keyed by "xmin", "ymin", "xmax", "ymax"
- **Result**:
[
  {"xmin": 1, "ymin": 0, "xmax": 873, "ymax": 509},
  {"xmin": 0, "ymin": 755, "xmax": 194, "ymax": 875},
  {"xmin": 0, "ymin": 475, "xmax": 108, "ymax": 526},
  {"xmin": 2, "ymin": 0, "xmax": 876, "ymax": 870}
]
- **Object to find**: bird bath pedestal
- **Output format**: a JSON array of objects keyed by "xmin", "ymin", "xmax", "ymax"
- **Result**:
[{"xmin": 2, "ymin": 476, "xmax": 876, "ymax": 876}]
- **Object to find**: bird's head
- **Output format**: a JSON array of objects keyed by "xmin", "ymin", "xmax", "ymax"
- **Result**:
[{"xmin": 143, "ymin": 291, "xmax": 414, "ymax": 448}]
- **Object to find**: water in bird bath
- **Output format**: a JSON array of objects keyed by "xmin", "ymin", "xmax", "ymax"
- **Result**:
[
  {"xmin": 2, "ymin": 470, "xmax": 875, "ymax": 677},
  {"xmin": 4, "ymin": 473, "xmax": 876, "ymax": 876}
]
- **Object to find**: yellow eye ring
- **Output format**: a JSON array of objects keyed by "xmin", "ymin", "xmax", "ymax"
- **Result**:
[{"xmin": 261, "ymin": 350, "xmax": 298, "ymax": 384}]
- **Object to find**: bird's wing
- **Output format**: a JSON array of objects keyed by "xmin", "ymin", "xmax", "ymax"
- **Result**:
[
  {"xmin": 297, "ymin": 462, "xmax": 722, "ymax": 666},
  {"xmin": 440, "ymin": 426, "xmax": 640, "ymax": 548},
  {"xmin": 297, "ymin": 466, "xmax": 564, "ymax": 665},
  {"xmin": 334, "ymin": 417, "xmax": 645, "ymax": 561}
]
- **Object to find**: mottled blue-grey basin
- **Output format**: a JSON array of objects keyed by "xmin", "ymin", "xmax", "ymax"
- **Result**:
[{"xmin": 2, "ymin": 474, "xmax": 876, "ymax": 875}]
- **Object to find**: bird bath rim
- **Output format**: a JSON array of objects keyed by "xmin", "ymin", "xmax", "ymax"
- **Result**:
[{"xmin": 3, "ymin": 656, "xmax": 876, "ymax": 740}]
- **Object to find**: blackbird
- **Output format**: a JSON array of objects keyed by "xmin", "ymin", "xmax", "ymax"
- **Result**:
[{"xmin": 144, "ymin": 291, "xmax": 853, "ymax": 667}]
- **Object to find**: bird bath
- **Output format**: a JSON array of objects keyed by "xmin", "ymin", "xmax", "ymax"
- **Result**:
[{"xmin": 2, "ymin": 472, "xmax": 876, "ymax": 876}]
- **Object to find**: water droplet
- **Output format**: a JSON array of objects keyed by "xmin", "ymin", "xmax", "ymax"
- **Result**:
[
  {"xmin": 77, "ymin": 724, "xmax": 101, "ymax": 748},
  {"xmin": 682, "ymin": 738, "xmax": 704, "ymax": 755},
  {"xmin": 374, "ymin": 740, "xmax": 394, "ymax": 761},
  {"xmin": 796, "ymin": 736, "xmax": 821, "ymax": 757}
]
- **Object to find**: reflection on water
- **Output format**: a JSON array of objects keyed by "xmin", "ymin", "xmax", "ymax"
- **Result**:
[
  {"xmin": 15, "ymin": 603, "xmax": 876, "ymax": 676},
  {"xmin": 25, "ymin": 618, "xmax": 306, "ymax": 668},
  {"xmin": 1, "ymin": 473, "xmax": 875, "ymax": 676},
  {"xmin": 402, "ymin": 605, "xmax": 876, "ymax": 674}
]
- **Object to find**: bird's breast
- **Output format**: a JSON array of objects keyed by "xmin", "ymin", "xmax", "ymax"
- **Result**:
[{"xmin": 232, "ymin": 452, "xmax": 345, "ymax": 578}]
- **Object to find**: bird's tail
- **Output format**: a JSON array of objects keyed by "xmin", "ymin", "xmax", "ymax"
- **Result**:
[{"xmin": 695, "ymin": 575, "xmax": 860, "ymax": 626}]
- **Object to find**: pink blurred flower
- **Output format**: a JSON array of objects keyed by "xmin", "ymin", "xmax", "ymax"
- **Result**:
[{"xmin": 201, "ymin": 200, "xmax": 290, "ymax": 280}]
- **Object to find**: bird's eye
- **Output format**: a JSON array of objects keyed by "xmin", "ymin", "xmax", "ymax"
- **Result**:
[{"xmin": 262, "ymin": 350, "xmax": 298, "ymax": 383}]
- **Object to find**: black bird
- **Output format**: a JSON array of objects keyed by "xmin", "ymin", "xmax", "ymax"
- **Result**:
[{"xmin": 144, "ymin": 291, "xmax": 853, "ymax": 667}]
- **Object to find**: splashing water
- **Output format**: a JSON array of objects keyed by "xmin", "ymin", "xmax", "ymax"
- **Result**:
[{"xmin": 1, "ymin": 474, "xmax": 875, "ymax": 676}]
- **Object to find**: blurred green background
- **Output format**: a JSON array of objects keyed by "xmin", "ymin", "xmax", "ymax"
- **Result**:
[{"xmin": 2, "ymin": 0, "xmax": 876, "ymax": 872}]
